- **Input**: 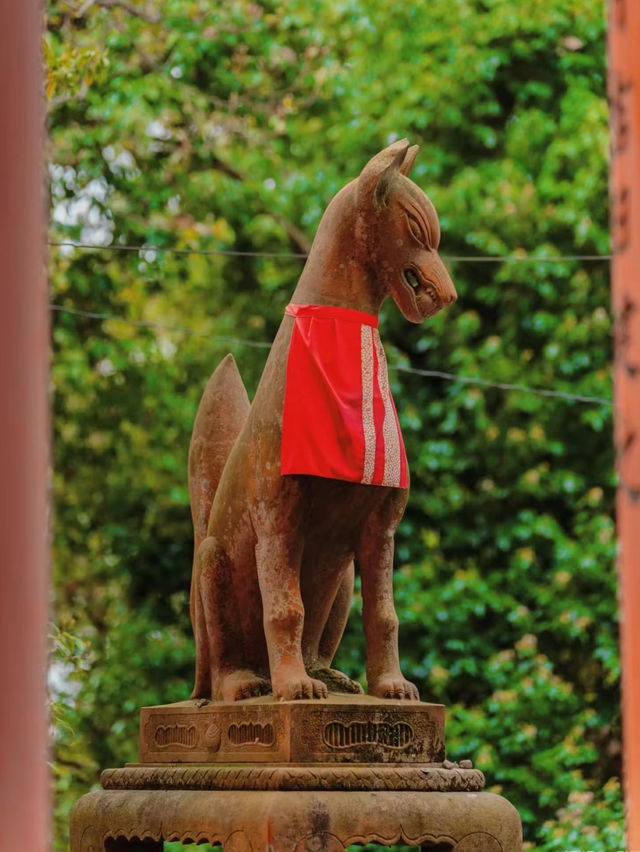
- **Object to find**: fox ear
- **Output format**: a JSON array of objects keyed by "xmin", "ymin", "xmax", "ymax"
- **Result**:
[
  {"xmin": 357, "ymin": 139, "xmax": 411, "ymax": 209},
  {"xmin": 399, "ymin": 144, "xmax": 419, "ymax": 176}
]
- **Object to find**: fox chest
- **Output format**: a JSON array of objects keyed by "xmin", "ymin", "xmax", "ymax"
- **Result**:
[{"xmin": 280, "ymin": 304, "xmax": 407, "ymax": 489}]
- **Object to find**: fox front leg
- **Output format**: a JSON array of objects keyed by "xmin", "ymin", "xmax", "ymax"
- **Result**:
[
  {"xmin": 308, "ymin": 562, "xmax": 364, "ymax": 695},
  {"xmin": 357, "ymin": 497, "xmax": 419, "ymax": 701},
  {"xmin": 197, "ymin": 536, "xmax": 270, "ymax": 701},
  {"xmin": 254, "ymin": 528, "xmax": 328, "ymax": 701}
]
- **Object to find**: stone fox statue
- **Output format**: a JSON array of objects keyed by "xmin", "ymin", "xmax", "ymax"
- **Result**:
[{"xmin": 188, "ymin": 140, "xmax": 457, "ymax": 703}]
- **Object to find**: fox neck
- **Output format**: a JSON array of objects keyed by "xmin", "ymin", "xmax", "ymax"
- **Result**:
[{"xmin": 291, "ymin": 183, "xmax": 386, "ymax": 317}]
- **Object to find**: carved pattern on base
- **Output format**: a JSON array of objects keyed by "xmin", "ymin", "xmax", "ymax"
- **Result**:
[
  {"xmin": 71, "ymin": 789, "xmax": 522, "ymax": 852},
  {"xmin": 139, "ymin": 698, "xmax": 446, "ymax": 765},
  {"xmin": 101, "ymin": 829, "xmax": 226, "ymax": 849},
  {"xmin": 453, "ymin": 833, "xmax": 503, "ymax": 852},
  {"xmin": 89, "ymin": 827, "xmax": 505, "ymax": 851},
  {"xmin": 83, "ymin": 826, "xmax": 505, "ymax": 852},
  {"xmin": 101, "ymin": 764, "xmax": 485, "ymax": 793},
  {"xmin": 106, "ymin": 830, "xmax": 163, "ymax": 843},
  {"xmin": 296, "ymin": 829, "xmax": 458, "ymax": 850}
]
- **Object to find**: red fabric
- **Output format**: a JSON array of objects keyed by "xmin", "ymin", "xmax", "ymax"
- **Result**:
[{"xmin": 281, "ymin": 303, "xmax": 407, "ymax": 488}]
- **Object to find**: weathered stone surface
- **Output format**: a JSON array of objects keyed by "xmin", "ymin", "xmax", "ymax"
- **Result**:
[
  {"xmin": 139, "ymin": 695, "xmax": 445, "ymax": 764},
  {"xmin": 102, "ymin": 762, "xmax": 484, "ymax": 793},
  {"xmin": 187, "ymin": 140, "xmax": 458, "ymax": 703},
  {"xmin": 70, "ymin": 789, "xmax": 522, "ymax": 851}
]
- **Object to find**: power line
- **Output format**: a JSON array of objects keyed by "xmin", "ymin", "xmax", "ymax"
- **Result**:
[
  {"xmin": 49, "ymin": 241, "xmax": 307, "ymax": 259},
  {"xmin": 393, "ymin": 365, "xmax": 612, "ymax": 406},
  {"xmin": 443, "ymin": 254, "xmax": 611, "ymax": 263},
  {"xmin": 50, "ymin": 302, "xmax": 613, "ymax": 407},
  {"xmin": 48, "ymin": 240, "xmax": 612, "ymax": 264},
  {"xmin": 49, "ymin": 304, "xmax": 272, "ymax": 349}
]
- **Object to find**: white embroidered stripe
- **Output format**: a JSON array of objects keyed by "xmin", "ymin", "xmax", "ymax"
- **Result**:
[
  {"xmin": 373, "ymin": 330, "xmax": 402, "ymax": 487},
  {"xmin": 360, "ymin": 324, "xmax": 376, "ymax": 484}
]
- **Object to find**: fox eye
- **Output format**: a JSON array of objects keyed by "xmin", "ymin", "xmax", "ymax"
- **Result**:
[{"xmin": 407, "ymin": 214, "xmax": 425, "ymax": 246}]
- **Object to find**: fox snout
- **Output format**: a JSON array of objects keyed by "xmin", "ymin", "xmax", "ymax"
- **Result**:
[{"xmin": 432, "ymin": 254, "xmax": 457, "ymax": 306}]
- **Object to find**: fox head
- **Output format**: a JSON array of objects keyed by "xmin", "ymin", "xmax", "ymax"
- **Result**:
[{"xmin": 355, "ymin": 139, "xmax": 457, "ymax": 323}]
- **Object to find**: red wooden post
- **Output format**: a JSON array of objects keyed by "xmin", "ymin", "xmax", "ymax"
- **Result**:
[
  {"xmin": 0, "ymin": 1, "xmax": 50, "ymax": 849},
  {"xmin": 609, "ymin": 0, "xmax": 640, "ymax": 844}
]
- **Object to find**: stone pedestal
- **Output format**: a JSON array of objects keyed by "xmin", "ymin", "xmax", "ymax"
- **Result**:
[
  {"xmin": 70, "ymin": 697, "xmax": 523, "ymax": 851},
  {"xmin": 139, "ymin": 695, "xmax": 445, "ymax": 765}
]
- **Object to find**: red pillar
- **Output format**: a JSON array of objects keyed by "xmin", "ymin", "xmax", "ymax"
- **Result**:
[
  {"xmin": 609, "ymin": 0, "xmax": 640, "ymax": 844},
  {"xmin": 0, "ymin": 1, "xmax": 50, "ymax": 849}
]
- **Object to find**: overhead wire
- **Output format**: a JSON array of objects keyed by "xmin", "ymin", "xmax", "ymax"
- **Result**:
[
  {"xmin": 49, "ymin": 233, "xmax": 612, "ymax": 408},
  {"xmin": 49, "ymin": 302, "xmax": 613, "ymax": 408},
  {"xmin": 393, "ymin": 365, "xmax": 611, "ymax": 406},
  {"xmin": 48, "ymin": 240, "xmax": 612, "ymax": 263},
  {"xmin": 49, "ymin": 241, "xmax": 308, "ymax": 259},
  {"xmin": 49, "ymin": 304, "xmax": 273, "ymax": 349}
]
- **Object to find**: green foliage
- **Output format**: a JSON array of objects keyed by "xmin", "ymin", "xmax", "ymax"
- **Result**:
[
  {"xmin": 47, "ymin": 0, "xmax": 622, "ymax": 848},
  {"xmin": 536, "ymin": 777, "xmax": 625, "ymax": 851}
]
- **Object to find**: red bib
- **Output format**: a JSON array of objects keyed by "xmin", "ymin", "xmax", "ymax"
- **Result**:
[{"xmin": 281, "ymin": 303, "xmax": 407, "ymax": 488}]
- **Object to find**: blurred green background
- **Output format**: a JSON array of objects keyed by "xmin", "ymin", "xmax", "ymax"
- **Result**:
[{"xmin": 46, "ymin": 0, "xmax": 622, "ymax": 848}]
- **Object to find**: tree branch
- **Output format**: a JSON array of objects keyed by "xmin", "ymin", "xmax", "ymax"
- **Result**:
[
  {"xmin": 210, "ymin": 155, "xmax": 312, "ymax": 255},
  {"xmin": 269, "ymin": 211, "xmax": 312, "ymax": 255},
  {"xmin": 98, "ymin": 0, "xmax": 160, "ymax": 22},
  {"xmin": 48, "ymin": 80, "xmax": 89, "ymax": 111},
  {"xmin": 73, "ymin": 0, "xmax": 160, "ymax": 24}
]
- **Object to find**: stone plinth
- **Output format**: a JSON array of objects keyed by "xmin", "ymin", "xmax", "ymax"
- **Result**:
[
  {"xmin": 70, "ymin": 695, "xmax": 523, "ymax": 851},
  {"xmin": 139, "ymin": 695, "xmax": 445, "ymax": 764}
]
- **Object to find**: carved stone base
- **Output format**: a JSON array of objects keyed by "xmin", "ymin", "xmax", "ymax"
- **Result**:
[
  {"xmin": 72, "ymin": 696, "xmax": 522, "ymax": 850},
  {"xmin": 139, "ymin": 695, "xmax": 445, "ymax": 764},
  {"xmin": 70, "ymin": 789, "xmax": 522, "ymax": 851}
]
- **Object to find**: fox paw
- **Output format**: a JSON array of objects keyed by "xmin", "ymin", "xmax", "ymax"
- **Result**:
[
  {"xmin": 218, "ymin": 671, "xmax": 271, "ymax": 702},
  {"xmin": 274, "ymin": 674, "xmax": 328, "ymax": 701},
  {"xmin": 370, "ymin": 676, "xmax": 419, "ymax": 701}
]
